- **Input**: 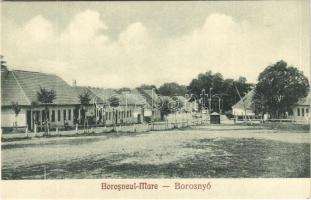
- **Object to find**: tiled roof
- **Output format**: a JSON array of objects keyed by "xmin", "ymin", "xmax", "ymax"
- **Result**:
[
  {"xmin": 120, "ymin": 91, "xmax": 148, "ymax": 106},
  {"xmin": 87, "ymin": 87, "xmax": 146, "ymax": 106},
  {"xmin": 231, "ymin": 90, "xmax": 254, "ymax": 110},
  {"xmin": 232, "ymin": 90, "xmax": 310, "ymax": 109},
  {"xmin": 143, "ymin": 89, "xmax": 162, "ymax": 103},
  {"xmin": 136, "ymin": 89, "xmax": 162, "ymax": 108},
  {"xmin": 87, "ymin": 87, "xmax": 118, "ymax": 105},
  {"xmin": 130, "ymin": 89, "xmax": 151, "ymax": 108},
  {"xmin": 1, "ymin": 71, "xmax": 31, "ymax": 106},
  {"xmin": 1, "ymin": 70, "xmax": 80, "ymax": 106},
  {"xmin": 74, "ymin": 86, "xmax": 105, "ymax": 104}
]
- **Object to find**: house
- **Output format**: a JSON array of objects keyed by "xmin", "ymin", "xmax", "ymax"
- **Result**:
[
  {"xmin": 136, "ymin": 88, "xmax": 162, "ymax": 121},
  {"xmin": 231, "ymin": 90, "xmax": 256, "ymax": 120},
  {"xmin": 73, "ymin": 86, "xmax": 103, "ymax": 125},
  {"xmin": 1, "ymin": 66, "xmax": 80, "ymax": 130},
  {"xmin": 232, "ymin": 89, "xmax": 310, "ymax": 122},
  {"xmin": 172, "ymin": 95, "xmax": 197, "ymax": 112},
  {"xmin": 84, "ymin": 87, "xmax": 146, "ymax": 125},
  {"xmin": 288, "ymin": 93, "xmax": 310, "ymax": 122}
]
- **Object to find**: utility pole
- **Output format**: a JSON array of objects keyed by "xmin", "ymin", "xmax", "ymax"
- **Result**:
[
  {"xmin": 151, "ymin": 88, "xmax": 155, "ymax": 123},
  {"xmin": 125, "ymin": 93, "xmax": 128, "ymax": 124},
  {"xmin": 209, "ymin": 88, "xmax": 213, "ymax": 113}
]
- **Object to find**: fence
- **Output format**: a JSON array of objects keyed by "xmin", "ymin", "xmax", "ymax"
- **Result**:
[
  {"xmin": 1, "ymin": 116, "xmax": 209, "ymax": 139},
  {"xmin": 234, "ymin": 118, "xmax": 310, "ymax": 125}
]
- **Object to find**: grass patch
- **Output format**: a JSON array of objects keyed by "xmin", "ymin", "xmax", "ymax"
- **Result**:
[
  {"xmin": 2, "ymin": 137, "xmax": 309, "ymax": 179},
  {"xmin": 259, "ymin": 122, "xmax": 310, "ymax": 132}
]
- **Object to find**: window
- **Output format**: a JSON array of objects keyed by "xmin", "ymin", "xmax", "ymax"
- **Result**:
[
  {"xmin": 47, "ymin": 110, "xmax": 50, "ymax": 120},
  {"xmin": 42, "ymin": 110, "xmax": 45, "ymax": 121},
  {"xmin": 68, "ymin": 109, "xmax": 71, "ymax": 120},
  {"xmin": 51, "ymin": 110, "xmax": 55, "ymax": 122},
  {"xmin": 105, "ymin": 112, "xmax": 108, "ymax": 120},
  {"xmin": 306, "ymin": 108, "xmax": 309, "ymax": 116},
  {"xmin": 109, "ymin": 112, "xmax": 111, "ymax": 120},
  {"xmin": 58, "ymin": 110, "xmax": 61, "ymax": 121},
  {"xmin": 129, "ymin": 110, "xmax": 132, "ymax": 117},
  {"xmin": 63, "ymin": 110, "xmax": 67, "ymax": 121},
  {"xmin": 297, "ymin": 108, "xmax": 300, "ymax": 116},
  {"xmin": 302, "ymin": 108, "xmax": 305, "ymax": 117}
]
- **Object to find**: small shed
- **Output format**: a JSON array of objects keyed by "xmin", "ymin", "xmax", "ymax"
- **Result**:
[{"xmin": 210, "ymin": 112, "xmax": 220, "ymax": 124}]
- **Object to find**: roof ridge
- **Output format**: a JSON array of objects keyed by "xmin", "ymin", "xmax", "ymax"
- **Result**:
[
  {"xmin": 11, "ymin": 71, "xmax": 31, "ymax": 105},
  {"xmin": 12, "ymin": 69, "xmax": 56, "ymax": 76}
]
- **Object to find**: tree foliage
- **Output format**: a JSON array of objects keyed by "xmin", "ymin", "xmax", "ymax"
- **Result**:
[
  {"xmin": 79, "ymin": 91, "xmax": 91, "ymax": 106},
  {"xmin": 78, "ymin": 91, "xmax": 91, "ymax": 130},
  {"xmin": 159, "ymin": 97, "xmax": 172, "ymax": 119},
  {"xmin": 253, "ymin": 60, "xmax": 309, "ymax": 118},
  {"xmin": 187, "ymin": 71, "xmax": 253, "ymax": 112},
  {"xmin": 37, "ymin": 87, "xmax": 56, "ymax": 134},
  {"xmin": 136, "ymin": 84, "xmax": 158, "ymax": 93},
  {"xmin": 108, "ymin": 95, "xmax": 120, "ymax": 108},
  {"xmin": 171, "ymin": 96, "xmax": 185, "ymax": 109},
  {"xmin": 117, "ymin": 87, "xmax": 131, "ymax": 93},
  {"xmin": 37, "ymin": 87, "xmax": 56, "ymax": 104},
  {"xmin": 158, "ymin": 82, "xmax": 187, "ymax": 96},
  {"xmin": 11, "ymin": 101, "xmax": 21, "ymax": 116}
]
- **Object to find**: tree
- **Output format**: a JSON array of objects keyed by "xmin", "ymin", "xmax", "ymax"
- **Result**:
[
  {"xmin": 172, "ymin": 96, "xmax": 185, "ymax": 110},
  {"xmin": 37, "ymin": 87, "xmax": 56, "ymax": 135},
  {"xmin": 78, "ymin": 91, "xmax": 91, "ymax": 132},
  {"xmin": 159, "ymin": 97, "xmax": 172, "ymax": 120},
  {"xmin": 222, "ymin": 77, "xmax": 253, "ymax": 112},
  {"xmin": 136, "ymin": 84, "xmax": 159, "ymax": 93},
  {"xmin": 117, "ymin": 87, "xmax": 131, "ymax": 93},
  {"xmin": 108, "ymin": 95, "xmax": 120, "ymax": 130},
  {"xmin": 187, "ymin": 71, "xmax": 253, "ymax": 112},
  {"xmin": 253, "ymin": 60, "xmax": 309, "ymax": 118},
  {"xmin": 11, "ymin": 101, "xmax": 21, "ymax": 130},
  {"xmin": 158, "ymin": 82, "xmax": 187, "ymax": 96}
]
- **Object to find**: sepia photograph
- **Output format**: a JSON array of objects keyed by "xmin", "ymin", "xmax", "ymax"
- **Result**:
[{"xmin": 1, "ymin": 0, "xmax": 310, "ymax": 198}]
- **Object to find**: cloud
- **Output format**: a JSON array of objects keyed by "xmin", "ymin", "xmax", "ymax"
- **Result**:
[
  {"xmin": 2, "ymin": 10, "xmax": 309, "ymax": 88},
  {"xmin": 60, "ymin": 9, "xmax": 108, "ymax": 45}
]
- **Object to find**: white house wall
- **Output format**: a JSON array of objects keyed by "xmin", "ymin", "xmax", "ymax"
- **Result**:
[
  {"xmin": 232, "ymin": 108, "xmax": 255, "ymax": 116},
  {"xmin": 95, "ymin": 105, "xmax": 144, "ymax": 125},
  {"xmin": 1, "ymin": 107, "xmax": 27, "ymax": 127},
  {"xmin": 289, "ymin": 105, "xmax": 310, "ymax": 121}
]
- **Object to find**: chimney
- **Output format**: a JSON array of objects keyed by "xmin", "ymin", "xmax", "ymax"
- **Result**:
[{"xmin": 72, "ymin": 80, "xmax": 77, "ymax": 87}]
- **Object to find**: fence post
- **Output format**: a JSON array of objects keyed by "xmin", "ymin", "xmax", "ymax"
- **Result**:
[
  {"xmin": 56, "ymin": 127, "xmax": 59, "ymax": 135},
  {"xmin": 25, "ymin": 127, "xmax": 28, "ymax": 137},
  {"xmin": 34, "ymin": 124, "xmax": 37, "ymax": 137},
  {"xmin": 75, "ymin": 123, "xmax": 78, "ymax": 134},
  {"xmin": 47, "ymin": 124, "xmax": 50, "ymax": 136}
]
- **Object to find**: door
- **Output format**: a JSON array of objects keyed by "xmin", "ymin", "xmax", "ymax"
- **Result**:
[
  {"xmin": 137, "ymin": 114, "xmax": 141, "ymax": 123},
  {"xmin": 26, "ymin": 110, "xmax": 31, "ymax": 130}
]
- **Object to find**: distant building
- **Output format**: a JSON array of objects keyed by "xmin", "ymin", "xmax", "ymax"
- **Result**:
[
  {"xmin": 1, "ymin": 66, "xmax": 79, "ymax": 130},
  {"xmin": 173, "ymin": 95, "xmax": 197, "ymax": 112},
  {"xmin": 288, "ymin": 93, "xmax": 310, "ymax": 122},
  {"xmin": 84, "ymin": 87, "xmax": 146, "ymax": 125},
  {"xmin": 231, "ymin": 90, "xmax": 256, "ymax": 120},
  {"xmin": 232, "ymin": 89, "xmax": 310, "ymax": 122},
  {"xmin": 136, "ymin": 88, "xmax": 162, "ymax": 122}
]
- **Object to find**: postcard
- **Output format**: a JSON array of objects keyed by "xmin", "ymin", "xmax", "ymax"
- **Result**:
[{"xmin": 1, "ymin": 0, "xmax": 310, "ymax": 199}]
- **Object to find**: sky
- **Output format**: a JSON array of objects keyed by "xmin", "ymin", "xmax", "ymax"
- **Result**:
[{"xmin": 1, "ymin": 1, "xmax": 310, "ymax": 88}]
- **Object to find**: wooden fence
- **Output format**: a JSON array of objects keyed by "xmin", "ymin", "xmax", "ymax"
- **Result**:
[{"xmin": 2, "ymin": 118, "xmax": 209, "ymax": 139}]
